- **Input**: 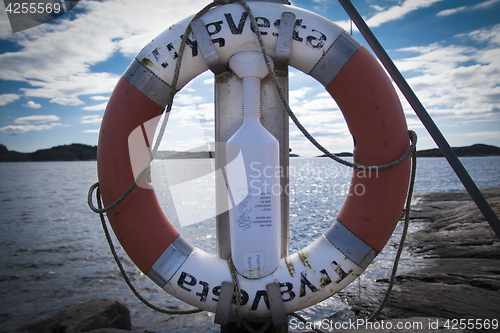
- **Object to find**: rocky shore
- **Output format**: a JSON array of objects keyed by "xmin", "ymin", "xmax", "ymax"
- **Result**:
[
  {"xmin": 7, "ymin": 299, "xmax": 133, "ymax": 333},
  {"xmin": 6, "ymin": 187, "xmax": 499, "ymax": 333},
  {"xmin": 340, "ymin": 186, "xmax": 500, "ymax": 332}
]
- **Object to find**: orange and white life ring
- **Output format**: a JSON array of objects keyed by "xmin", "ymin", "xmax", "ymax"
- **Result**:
[{"xmin": 97, "ymin": 2, "xmax": 411, "ymax": 317}]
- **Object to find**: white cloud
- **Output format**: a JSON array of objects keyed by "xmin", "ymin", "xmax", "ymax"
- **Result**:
[
  {"xmin": 393, "ymin": 24, "xmax": 500, "ymax": 119},
  {"xmin": 23, "ymin": 101, "xmax": 42, "ymax": 109},
  {"xmin": 300, "ymin": 98, "xmax": 340, "ymax": 112},
  {"xmin": 0, "ymin": 94, "xmax": 20, "ymax": 106},
  {"xmin": 367, "ymin": 0, "xmax": 443, "ymax": 27},
  {"xmin": 204, "ymin": 78, "xmax": 215, "ymax": 85},
  {"xmin": 437, "ymin": 0, "xmax": 500, "ymax": 16},
  {"xmin": 0, "ymin": 0, "xmax": 211, "ymax": 107},
  {"xmin": 197, "ymin": 103, "xmax": 216, "ymax": 122},
  {"xmin": 287, "ymin": 88, "xmax": 343, "ymax": 128},
  {"xmin": 436, "ymin": 6, "xmax": 467, "ymax": 17},
  {"xmin": 81, "ymin": 115, "xmax": 102, "ymax": 124},
  {"xmin": 1, "ymin": 115, "xmax": 62, "ymax": 134},
  {"xmin": 289, "ymin": 110, "xmax": 343, "ymax": 127},
  {"xmin": 289, "ymin": 87, "xmax": 313, "ymax": 105},
  {"xmin": 164, "ymin": 138, "xmax": 212, "ymax": 152},
  {"xmin": 0, "ymin": 123, "xmax": 63, "ymax": 134},
  {"xmin": 83, "ymin": 129, "xmax": 100, "ymax": 133},
  {"xmin": 370, "ymin": 5, "xmax": 385, "ymax": 12},
  {"xmin": 21, "ymin": 72, "xmax": 120, "ymax": 106},
  {"xmin": 90, "ymin": 96, "xmax": 110, "ymax": 101},
  {"xmin": 395, "ymin": 44, "xmax": 472, "ymax": 72},
  {"xmin": 289, "ymin": 121, "xmax": 352, "ymax": 156},
  {"xmin": 475, "ymin": 0, "xmax": 500, "ymax": 9},
  {"xmin": 291, "ymin": 122, "xmax": 349, "ymax": 138},
  {"xmin": 462, "ymin": 131, "xmax": 500, "ymax": 139},
  {"xmin": 14, "ymin": 115, "xmax": 60, "ymax": 124},
  {"xmin": 169, "ymin": 101, "xmax": 215, "ymax": 129},
  {"xmin": 315, "ymin": 92, "xmax": 331, "ymax": 98},
  {"xmin": 464, "ymin": 24, "xmax": 500, "ymax": 47},
  {"xmin": 82, "ymin": 102, "xmax": 108, "ymax": 111},
  {"xmin": 174, "ymin": 93, "xmax": 205, "ymax": 106}
]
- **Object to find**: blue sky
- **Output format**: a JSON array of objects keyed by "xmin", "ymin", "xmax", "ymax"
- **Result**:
[{"xmin": 1, "ymin": 0, "xmax": 499, "ymax": 156}]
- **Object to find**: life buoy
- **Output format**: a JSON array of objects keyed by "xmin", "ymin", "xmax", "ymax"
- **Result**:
[{"xmin": 97, "ymin": 2, "xmax": 410, "ymax": 317}]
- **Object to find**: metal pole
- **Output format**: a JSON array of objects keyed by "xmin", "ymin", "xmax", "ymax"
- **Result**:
[{"xmin": 338, "ymin": 0, "xmax": 500, "ymax": 239}]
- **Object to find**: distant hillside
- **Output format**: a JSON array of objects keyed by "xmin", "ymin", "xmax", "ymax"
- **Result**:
[
  {"xmin": 0, "ymin": 144, "xmax": 97, "ymax": 162},
  {"xmin": 315, "ymin": 144, "xmax": 500, "ymax": 158},
  {"xmin": 318, "ymin": 152, "xmax": 353, "ymax": 158},
  {"xmin": 417, "ymin": 144, "xmax": 500, "ymax": 157},
  {"xmin": 2, "ymin": 143, "xmax": 498, "ymax": 162}
]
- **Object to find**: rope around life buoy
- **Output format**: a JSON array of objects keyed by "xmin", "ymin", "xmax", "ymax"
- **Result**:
[{"xmin": 87, "ymin": 0, "xmax": 418, "ymax": 330}]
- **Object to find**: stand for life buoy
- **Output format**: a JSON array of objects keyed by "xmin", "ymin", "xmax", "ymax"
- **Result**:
[{"xmin": 212, "ymin": 2, "xmax": 292, "ymax": 331}]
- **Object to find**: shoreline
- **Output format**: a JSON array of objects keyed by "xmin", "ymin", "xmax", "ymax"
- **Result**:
[
  {"xmin": 2, "ymin": 143, "xmax": 499, "ymax": 162},
  {"xmin": 339, "ymin": 186, "xmax": 500, "ymax": 331}
]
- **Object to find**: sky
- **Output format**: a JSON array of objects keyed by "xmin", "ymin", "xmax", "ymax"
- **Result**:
[{"xmin": 0, "ymin": 0, "xmax": 499, "ymax": 157}]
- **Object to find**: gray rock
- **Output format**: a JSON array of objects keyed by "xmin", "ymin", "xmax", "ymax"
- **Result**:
[
  {"xmin": 341, "ymin": 187, "xmax": 500, "ymax": 327},
  {"xmin": 407, "ymin": 189, "xmax": 500, "ymax": 259},
  {"xmin": 10, "ymin": 299, "xmax": 131, "ymax": 333}
]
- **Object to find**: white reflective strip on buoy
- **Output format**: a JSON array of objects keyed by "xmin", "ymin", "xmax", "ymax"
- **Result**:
[
  {"xmin": 123, "ymin": 59, "xmax": 173, "ymax": 107},
  {"xmin": 323, "ymin": 219, "xmax": 378, "ymax": 269},
  {"xmin": 161, "ymin": 236, "xmax": 363, "ymax": 317},
  {"xmin": 310, "ymin": 32, "xmax": 360, "ymax": 87},
  {"xmin": 134, "ymin": 2, "xmax": 345, "ymax": 88},
  {"xmin": 147, "ymin": 236, "xmax": 194, "ymax": 287}
]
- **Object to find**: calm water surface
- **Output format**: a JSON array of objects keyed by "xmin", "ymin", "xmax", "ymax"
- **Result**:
[{"xmin": 0, "ymin": 157, "xmax": 499, "ymax": 332}]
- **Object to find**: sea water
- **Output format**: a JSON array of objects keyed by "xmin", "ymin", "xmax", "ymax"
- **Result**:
[{"xmin": 0, "ymin": 156, "xmax": 499, "ymax": 332}]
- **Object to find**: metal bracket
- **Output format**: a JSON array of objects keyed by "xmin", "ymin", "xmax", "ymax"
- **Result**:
[
  {"xmin": 274, "ymin": 11, "xmax": 296, "ymax": 75},
  {"xmin": 214, "ymin": 281, "xmax": 234, "ymax": 326},
  {"xmin": 190, "ymin": 19, "xmax": 227, "ymax": 75},
  {"xmin": 266, "ymin": 282, "xmax": 287, "ymax": 327},
  {"xmin": 214, "ymin": 282, "xmax": 287, "ymax": 327}
]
